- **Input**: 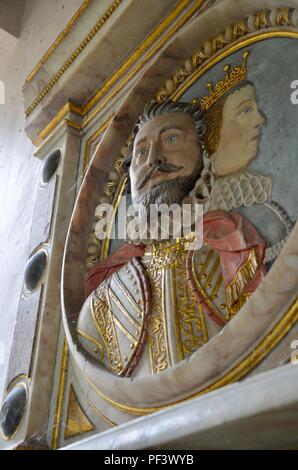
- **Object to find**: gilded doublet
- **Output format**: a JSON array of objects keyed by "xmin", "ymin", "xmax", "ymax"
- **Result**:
[{"xmin": 77, "ymin": 239, "xmax": 243, "ymax": 377}]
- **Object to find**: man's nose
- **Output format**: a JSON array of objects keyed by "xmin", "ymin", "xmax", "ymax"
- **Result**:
[{"xmin": 148, "ymin": 141, "xmax": 164, "ymax": 167}]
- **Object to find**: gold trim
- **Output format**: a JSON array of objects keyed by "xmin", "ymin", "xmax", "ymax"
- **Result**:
[
  {"xmin": 25, "ymin": 0, "xmax": 93, "ymax": 83},
  {"xmin": 33, "ymin": 0, "xmax": 206, "ymax": 141},
  {"xmin": 77, "ymin": 328, "xmax": 104, "ymax": 361},
  {"xmin": 113, "ymin": 316, "xmax": 137, "ymax": 346},
  {"xmin": 113, "ymin": 273, "xmax": 143, "ymax": 317},
  {"xmin": 192, "ymin": 250, "xmax": 226, "ymax": 321},
  {"xmin": 91, "ymin": 286, "xmax": 123, "ymax": 375},
  {"xmin": 172, "ymin": 246, "xmax": 209, "ymax": 359},
  {"xmin": 82, "ymin": 295, "xmax": 298, "ymax": 415},
  {"xmin": 204, "ymin": 256, "xmax": 220, "ymax": 289},
  {"xmin": 35, "ymin": 9, "xmax": 297, "ymax": 143},
  {"xmin": 39, "ymin": 103, "xmax": 83, "ymax": 140},
  {"xmin": 81, "ymin": 0, "xmax": 204, "ymax": 129},
  {"xmin": 52, "ymin": 339, "xmax": 69, "ymax": 449},
  {"xmin": 64, "ymin": 385, "xmax": 95, "ymax": 439},
  {"xmin": 155, "ymin": 6, "xmax": 297, "ymax": 104},
  {"xmin": 211, "ymin": 271, "xmax": 223, "ymax": 300},
  {"xmin": 87, "ymin": 399, "xmax": 116, "ymax": 427},
  {"xmin": 162, "ymin": 267, "xmax": 171, "ymax": 368},
  {"xmin": 147, "ymin": 264, "xmax": 171, "ymax": 374},
  {"xmin": 25, "ymin": 0, "xmax": 123, "ymax": 117},
  {"xmin": 83, "ymin": 117, "xmax": 111, "ymax": 170},
  {"xmin": 100, "ymin": 175, "xmax": 127, "ymax": 260},
  {"xmin": 64, "ymin": 119, "xmax": 82, "ymax": 131},
  {"xmin": 86, "ymin": 167, "xmax": 126, "ymax": 271},
  {"xmin": 233, "ymin": 19, "xmax": 248, "ymax": 38},
  {"xmin": 170, "ymin": 267, "xmax": 184, "ymax": 362},
  {"xmin": 276, "ymin": 8, "xmax": 291, "ymax": 26},
  {"xmin": 255, "ymin": 11, "xmax": 270, "ymax": 30},
  {"xmin": 109, "ymin": 287, "xmax": 141, "ymax": 329},
  {"xmin": 83, "ymin": 0, "xmax": 194, "ymax": 115},
  {"xmin": 226, "ymin": 248, "xmax": 258, "ymax": 310},
  {"xmin": 174, "ymin": 31, "xmax": 298, "ymax": 100}
]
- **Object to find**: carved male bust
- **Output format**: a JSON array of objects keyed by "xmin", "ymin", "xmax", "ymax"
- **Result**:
[{"xmin": 77, "ymin": 100, "xmax": 266, "ymax": 378}]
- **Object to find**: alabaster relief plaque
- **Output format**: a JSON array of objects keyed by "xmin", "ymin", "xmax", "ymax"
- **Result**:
[
  {"xmin": 62, "ymin": 33, "xmax": 298, "ymax": 431},
  {"xmin": 181, "ymin": 39, "xmax": 298, "ymax": 263}
]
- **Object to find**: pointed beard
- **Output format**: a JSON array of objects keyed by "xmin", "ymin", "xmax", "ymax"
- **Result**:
[{"xmin": 132, "ymin": 167, "xmax": 201, "ymax": 210}]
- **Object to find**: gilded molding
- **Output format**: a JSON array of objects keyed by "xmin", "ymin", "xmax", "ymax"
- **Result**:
[
  {"xmin": 39, "ymin": 103, "xmax": 83, "ymax": 140},
  {"xmin": 232, "ymin": 19, "xmax": 249, "ymax": 38},
  {"xmin": 25, "ymin": 0, "xmax": 123, "ymax": 117},
  {"xmin": 276, "ymin": 7, "xmax": 292, "ymax": 26},
  {"xmin": 255, "ymin": 10, "xmax": 270, "ymax": 30},
  {"xmin": 155, "ymin": 7, "xmax": 297, "ymax": 103},
  {"xmin": 25, "ymin": 0, "xmax": 93, "ymax": 84},
  {"xmin": 172, "ymin": 30, "xmax": 298, "ymax": 102},
  {"xmin": 52, "ymin": 340, "xmax": 69, "ymax": 449},
  {"xmin": 81, "ymin": 0, "xmax": 203, "ymax": 129},
  {"xmin": 32, "ymin": 0, "xmax": 206, "ymax": 141},
  {"xmin": 64, "ymin": 385, "xmax": 95, "ymax": 439}
]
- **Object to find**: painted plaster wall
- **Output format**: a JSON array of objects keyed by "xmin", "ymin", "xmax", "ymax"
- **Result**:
[{"xmin": 0, "ymin": 0, "xmax": 83, "ymax": 404}]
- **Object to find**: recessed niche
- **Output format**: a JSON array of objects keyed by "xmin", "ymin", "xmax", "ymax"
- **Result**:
[
  {"xmin": 0, "ymin": 383, "xmax": 27, "ymax": 440},
  {"xmin": 41, "ymin": 149, "xmax": 61, "ymax": 184},
  {"xmin": 24, "ymin": 249, "xmax": 48, "ymax": 293}
]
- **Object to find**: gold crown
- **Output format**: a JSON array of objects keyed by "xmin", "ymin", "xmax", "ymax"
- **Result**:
[{"xmin": 197, "ymin": 51, "xmax": 249, "ymax": 111}]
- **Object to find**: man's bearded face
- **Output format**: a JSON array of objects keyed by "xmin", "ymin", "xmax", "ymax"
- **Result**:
[
  {"xmin": 132, "ymin": 169, "xmax": 201, "ymax": 209},
  {"xmin": 129, "ymin": 113, "xmax": 202, "ymax": 208}
]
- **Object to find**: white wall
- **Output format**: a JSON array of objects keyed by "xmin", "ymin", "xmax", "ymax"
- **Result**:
[
  {"xmin": 0, "ymin": 0, "xmax": 83, "ymax": 403},
  {"xmin": 0, "ymin": 0, "xmax": 26, "ymax": 37}
]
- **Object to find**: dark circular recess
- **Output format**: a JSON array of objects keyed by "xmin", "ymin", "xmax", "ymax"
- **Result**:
[
  {"xmin": 41, "ymin": 149, "xmax": 61, "ymax": 184},
  {"xmin": 24, "ymin": 249, "xmax": 47, "ymax": 293},
  {"xmin": 0, "ymin": 384, "xmax": 27, "ymax": 440}
]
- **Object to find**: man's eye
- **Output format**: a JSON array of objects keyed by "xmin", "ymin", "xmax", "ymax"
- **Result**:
[
  {"xmin": 137, "ymin": 148, "xmax": 148, "ymax": 157},
  {"xmin": 166, "ymin": 135, "xmax": 178, "ymax": 143}
]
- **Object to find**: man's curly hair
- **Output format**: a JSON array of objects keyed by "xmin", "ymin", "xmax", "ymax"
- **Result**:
[{"xmin": 122, "ymin": 100, "xmax": 207, "ymax": 172}]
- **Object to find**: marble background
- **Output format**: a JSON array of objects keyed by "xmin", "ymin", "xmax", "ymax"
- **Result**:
[{"xmin": 0, "ymin": 0, "xmax": 82, "ymax": 408}]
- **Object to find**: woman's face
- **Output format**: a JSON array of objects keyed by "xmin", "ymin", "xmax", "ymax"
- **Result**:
[{"xmin": 213, "ymin": 84, "xmax": 265, "ymax": 176}]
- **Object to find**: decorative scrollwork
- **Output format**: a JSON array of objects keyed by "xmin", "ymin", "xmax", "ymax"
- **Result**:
[
  {"xmin": 155, "ymin": 7, "xmax": 295, "ymax": 103},
  {"xmin": 86, "ymin": 156, "xmax": 125, "ymax": 270}
]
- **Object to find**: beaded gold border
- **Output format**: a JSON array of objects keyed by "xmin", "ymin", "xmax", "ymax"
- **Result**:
[
  {"xmin": 33, "ymin": 0, "xmax": 207, "ymax": 142},
  {"xmin": 25, "ymin": 0, "xmax": 93, "ymax": 84},
  {"xmin": 155, "ymin": 7, "xmax": 296, "ymax": 102},
  {"xmin": 25, "ymin": 0, "xmax": 123, "ymax": 117}
]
